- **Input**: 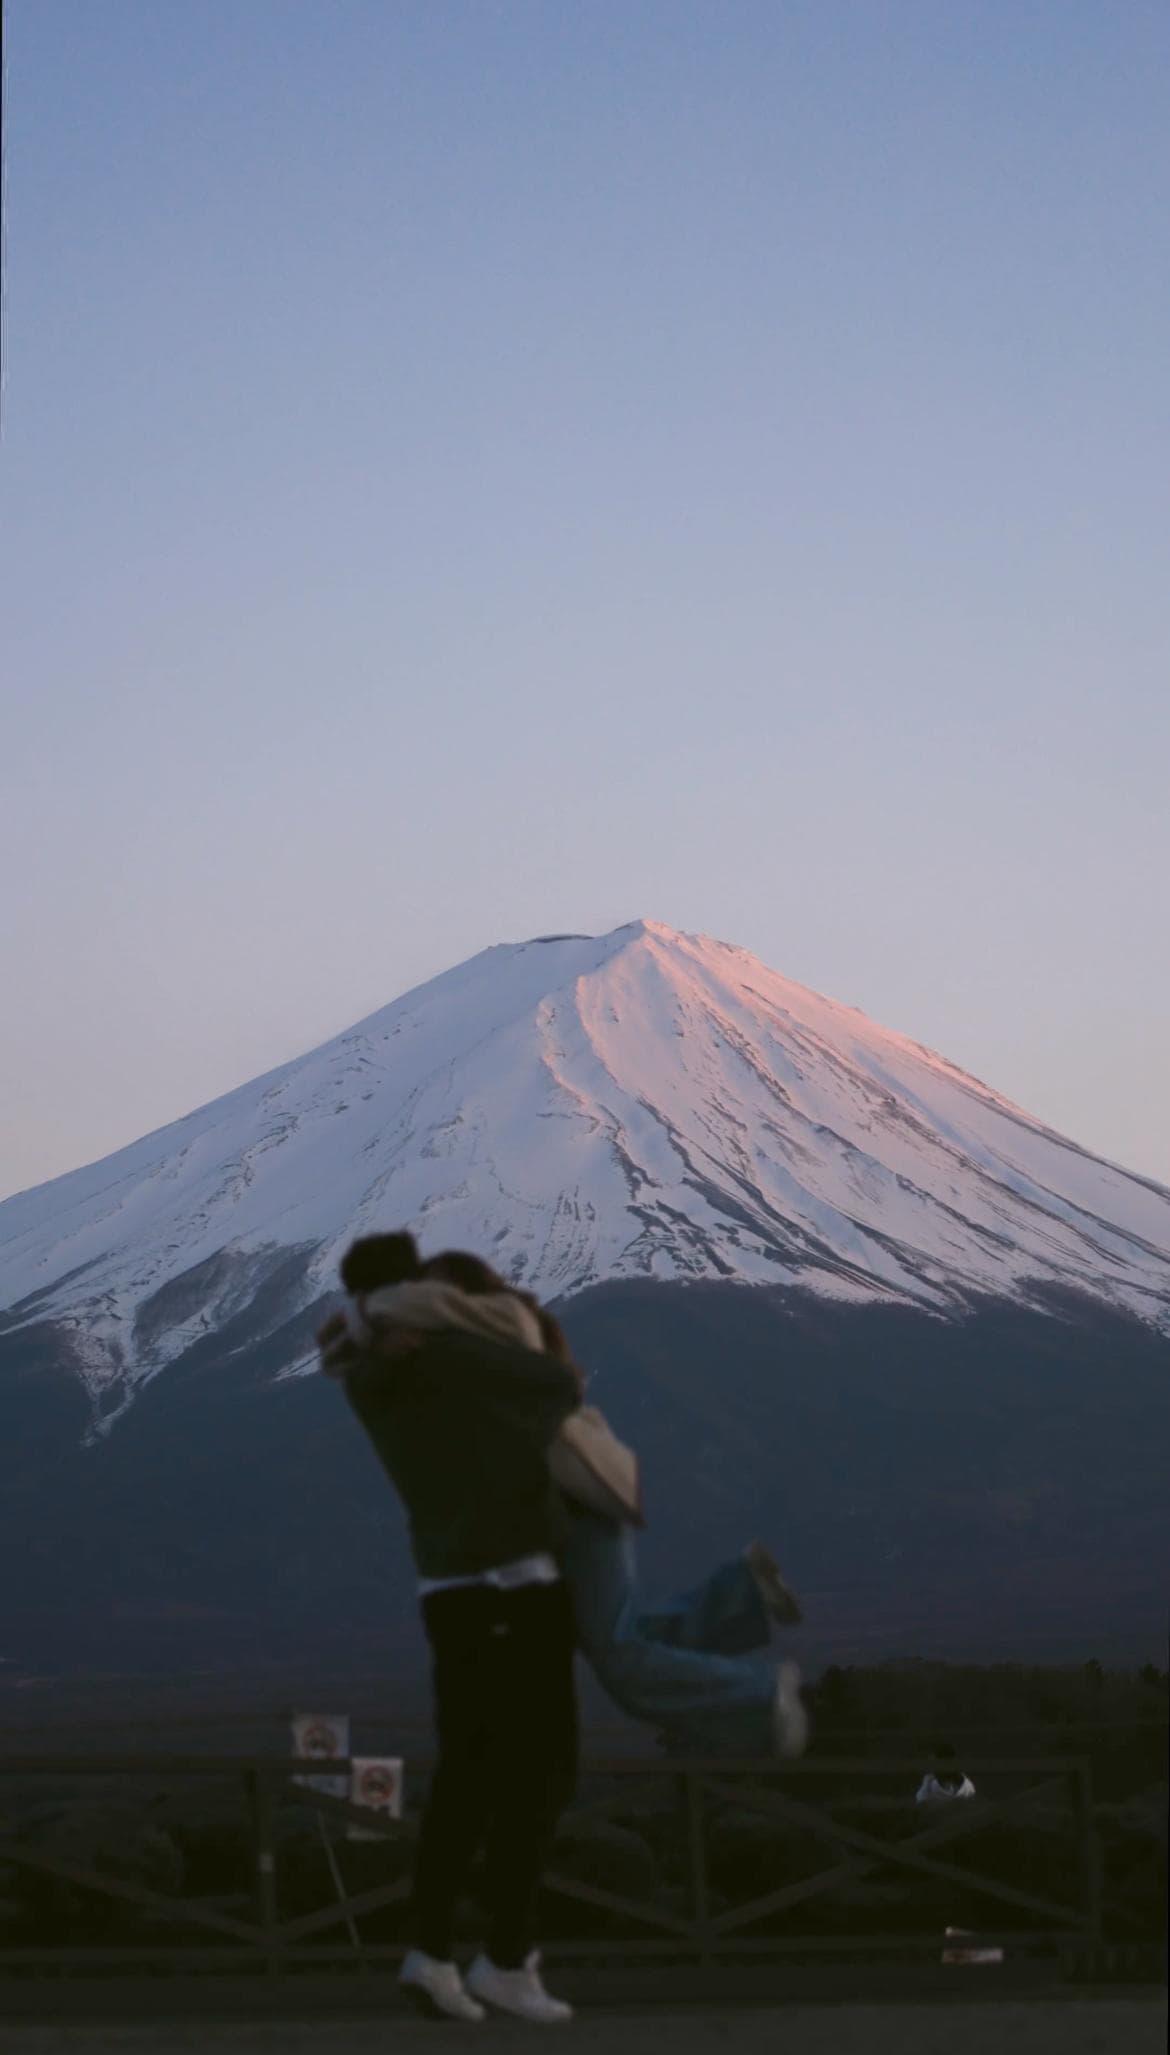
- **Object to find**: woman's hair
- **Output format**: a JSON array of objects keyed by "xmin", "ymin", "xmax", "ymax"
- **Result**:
[
  {"xmin": 423, "ymin": 1248, "xmax": 510, "ymax": 1295},
  {"xmin": 425, "ymin": 1255, "xmax": 567, "ymax": 1345},
  {"xmin": 527, "ymin": 1301, "xmax": 573, "ymax": 1365},
  {"xmin": 425, "ymin": 1252, "xmax": 578, "ymax": 1374},
  {"xmin": 339, "ymin": 1231, "xmax": 422, "ymax": 1295}
]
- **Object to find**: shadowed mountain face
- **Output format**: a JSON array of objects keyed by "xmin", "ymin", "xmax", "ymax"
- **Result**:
[
  {"xmin": 1, "ymin": 1282, "xmax": 1166, "ymax": 1701},
  {"xmin": 565, "ymin": 1283, "xmax": 1170, "ymax": 1664}
]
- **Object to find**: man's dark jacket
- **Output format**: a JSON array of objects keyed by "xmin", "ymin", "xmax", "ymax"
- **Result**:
[{"xmin": 344, "ymin": 1329, "xmax": 578, "ymax": 1580}]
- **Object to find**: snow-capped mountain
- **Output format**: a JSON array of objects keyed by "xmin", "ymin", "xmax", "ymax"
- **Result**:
[
  {"xmin": 2, "ymin": 919, "xmax": 1168, "ymax": 1419},
  {"xmin": 3, "ymin": 920, "xmax": 1169, "ymax": 1683}
]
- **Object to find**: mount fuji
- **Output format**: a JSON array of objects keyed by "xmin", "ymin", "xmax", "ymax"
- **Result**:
[
  {"xmin": 2, "ymin": 920, "xmax": 1168, "ymax": 1694},
  {"xmin": 3, "ymin": 919, "xmax": 1167, "ymax": 1415}
]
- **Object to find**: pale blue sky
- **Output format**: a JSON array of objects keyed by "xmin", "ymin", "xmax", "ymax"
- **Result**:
[{"xmin": 2, "ymin": 0, "xmax": 1167, "ymax": 1201}]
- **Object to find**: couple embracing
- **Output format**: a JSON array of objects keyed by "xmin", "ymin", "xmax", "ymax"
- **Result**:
[{"xmin": 318, "ymin": 1231, "xmax": 807, "ymax": 2023}]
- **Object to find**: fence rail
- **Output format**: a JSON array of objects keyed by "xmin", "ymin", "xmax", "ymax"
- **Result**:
[{"xmin": 0, "ymin": 1752, "xmax": 1104, "ymax": 1975}]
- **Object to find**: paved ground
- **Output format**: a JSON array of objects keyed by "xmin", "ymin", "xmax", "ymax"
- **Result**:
[{"xmin": 2, "ymin": 2001, "xmax": 1165, "ymax": 2055}]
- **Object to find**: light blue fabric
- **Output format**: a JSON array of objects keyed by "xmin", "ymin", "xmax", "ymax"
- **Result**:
[{"xmin": 560, "ymin": 1509, "xmax": 777, "ymax": 1755}]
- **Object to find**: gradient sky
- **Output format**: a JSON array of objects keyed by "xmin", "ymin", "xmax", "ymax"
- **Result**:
[{"xmin": 2, "ymin": 0, "xmax": 1167, "ymax": 1204}]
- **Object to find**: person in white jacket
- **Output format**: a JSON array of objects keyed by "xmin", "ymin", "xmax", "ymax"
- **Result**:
[{"xmin": 916, "ymin": 1744, "xmax": 976, "ymax": 1803}]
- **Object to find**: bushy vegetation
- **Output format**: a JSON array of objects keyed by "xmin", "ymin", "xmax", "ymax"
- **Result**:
[{"xmin": 807, "ymin": 1657, "xmax": 1168, "ymax": 1794}]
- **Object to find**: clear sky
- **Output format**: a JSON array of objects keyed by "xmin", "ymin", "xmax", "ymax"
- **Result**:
[{"xmin": 2, "ymin": 0, "xmax": 1167, "ymax": 1203}]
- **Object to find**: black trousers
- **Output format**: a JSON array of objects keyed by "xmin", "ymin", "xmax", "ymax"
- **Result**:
[{"xmin": 412, "ymin": 1579, "xmax": 578, "ymax": 1968}]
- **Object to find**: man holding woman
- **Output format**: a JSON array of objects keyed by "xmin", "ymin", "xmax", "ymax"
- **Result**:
[
  {"xmin": 319, "ymin": 1230, "xmax": 808, "ymax": 2022},
  {"xmin": 319, "ymin": 1231, "xmax": 579, "ymax": 2022}
]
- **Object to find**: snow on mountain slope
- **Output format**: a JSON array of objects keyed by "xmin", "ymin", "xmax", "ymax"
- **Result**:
[{"xmin": 2, "ymin": 920, "xmax": 1168, "ymax": 1411}]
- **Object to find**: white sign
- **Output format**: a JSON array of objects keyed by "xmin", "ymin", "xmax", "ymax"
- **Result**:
[
  {"xmin": 290, "ymin": 1711, "xmax": 350, "ymax": 1799},
  {"xmin": 347, "ymin": 1755, "xmax": 405, "ymax": 1842}
]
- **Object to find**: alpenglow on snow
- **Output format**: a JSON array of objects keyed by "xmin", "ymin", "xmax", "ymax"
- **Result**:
[{"xmin": 2, "ymin": 920, "xmax": 1168, "ymax": 1413}]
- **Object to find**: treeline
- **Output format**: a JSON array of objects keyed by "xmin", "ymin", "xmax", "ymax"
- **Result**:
[
  {"xmin": 805, "ymin": 1658, "xmax": 1168, "ymax": 1804},
  {"xmin": 810, "ymin": 1656, "xmax": 1166, "ymax": 1734}
]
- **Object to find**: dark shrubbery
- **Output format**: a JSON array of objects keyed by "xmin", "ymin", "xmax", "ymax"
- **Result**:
[{"xmin": 0, "ymin": 1662, "xmax": 1163, "ymax": 1953}]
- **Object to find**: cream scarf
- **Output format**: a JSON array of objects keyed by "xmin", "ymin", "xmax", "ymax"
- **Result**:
[{"xmin": 349, "ymin": 1278, "xmax": 545, "ymax": 1354}]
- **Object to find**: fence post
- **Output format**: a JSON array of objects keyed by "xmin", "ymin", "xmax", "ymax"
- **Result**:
[
  {"xmin": 1073, "ymin": 1758, "xmax": 1102, "ymax": 1945},
  {"xmin": 247, "ymin": 1766, "xmax": 281, "ymax": 1975},
  {"xmin": 684, "ymin": 1771, "xmax": 712, "ymax": 1964}
]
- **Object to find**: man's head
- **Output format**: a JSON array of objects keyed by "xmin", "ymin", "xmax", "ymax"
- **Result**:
[{"xmin": 339, "ymin": 1231, "xmax": 422, "ymax": 1296}]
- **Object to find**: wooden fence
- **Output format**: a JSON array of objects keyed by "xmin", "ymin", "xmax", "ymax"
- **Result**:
[{"xmin": 0, "ymin": 1752, "xmax": 1105, "ymax": 1975}]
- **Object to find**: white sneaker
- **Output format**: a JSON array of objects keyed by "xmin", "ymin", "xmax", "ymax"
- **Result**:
[
  {"xmin": 773, "ymin": 1660, "xmax": 810, "ymax": 1758},
  {"xmin": 400, "ymin": 1948, "xmax": 486, "ymax": 2022},
  {"xmin": 465, "ymin": 1951, "xmax": 573, "ymax": 2023}
]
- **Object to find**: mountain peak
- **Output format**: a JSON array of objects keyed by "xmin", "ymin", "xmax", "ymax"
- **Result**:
[{"xmin": 2, "ymin": 923, "xmax": 1168, "ymax": 1414}]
